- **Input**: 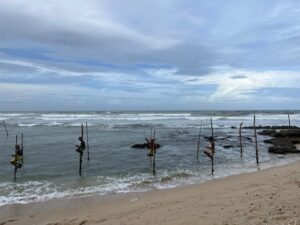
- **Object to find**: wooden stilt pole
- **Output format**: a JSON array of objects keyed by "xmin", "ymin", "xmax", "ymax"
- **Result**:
[
  {"xmin": 21, "ymin": 133, "xmax": 24, "ymax": 165},
  {"xmin": 288, "ymin": 114, "xmax": 291, "ymax": 128},
  {"xmin": 152, "ymin": 152, "xmax": 156, "ymax": 175},
  {"xmin": 211, "ymin": 157, "xmax": 214, "ymax": 175},
  {"xmin": 196, "ymin": 121, "xmax": 202, "ymax": 159},
  {"xmin": 14, "ymin": 135, "xmax": 18, "ymax": 182},
  {"xmin": 14, "ymin": 166, "xmax": 17, "ymax": 182},
  {"xmin": 79, "ymin": 152, "xmax": 83, "ymax": 176},
  {"xmin": 211, "ymin": 117, "xmax": 214, "ymax": 139},
  {"xmin": 254, "ymin": 115, "xmax": 259, "ymax": 164},
  {"xmin": 239, "ymin": 122, "xmax": 243, "ymax": 156},
  {"xmin": 210, "ymin": 117, "xmax": 215, "ymax": 175},
  {"xmin": 86, "ymin": 122, "xmax": 90, "ymax": 161},
  {"xmin": 152, "ymin": 129, "xmax": 156, "ymax": 175},
  {"xmin": 3, "ymin": 120, "xmax": 8, "ymax": 137},
  {"xmin": 79, "ymin": 124, "xmax": 84, "ymax": 176}
]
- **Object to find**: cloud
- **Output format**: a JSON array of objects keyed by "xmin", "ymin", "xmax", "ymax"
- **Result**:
[{"xmin": 1, "ymin": 1, "xmax": 300, "ymax": 110}]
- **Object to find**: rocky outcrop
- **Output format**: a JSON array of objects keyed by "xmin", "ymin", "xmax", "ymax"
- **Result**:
[
  {"xmin": 262, "ymin": 128, "xmax": 300, "ymax": 154},
  {"xmin": 243, "ymin": 125, "xmax": 300, "ymax": 130}
]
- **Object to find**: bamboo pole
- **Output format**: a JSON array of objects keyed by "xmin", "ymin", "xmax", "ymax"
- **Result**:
[
  {"xmin": 79, "ymin": 152, "xmax": 83, "ymax": 176},
  {"xmin": 152, "ymin": 152, "xmax": 156, "ymax": 175},
  {"xmin": 211, "ymin": 158, "xmax": 214, "ymax": 175},
  {"xmin": 79, "ymin": 124, "xmax": 84, "ymax": 176},
  {"xmin": 86, "ymin": 121, "xmax": 90, "ymax": 161},
  {"xmin": 196, "ymin": 121, "xmax": 202, "ymax": 159},
  {"xmin": 3, "ymin": 120, "xmax": 8, "ymax": 137},
  {"xmin": 210, "ymin": 117, "xmax": 215, "ymax": 175},
  {"xmin": 254, "ymin": 115, "xmax": 259, "ymax": 164},
  {"xmin": 21, "ymin": 133, "xmax": 24, "ymax": 165},
  {"xmin": 14, "ymin": 135, "xmax": 18, "ymax": 182},
  {"xmin": 211, "ymin": 117, "xmax": 214, "ymax": 139},
  {"xmin": 288, "ymin": 114, "xmax": 290, "ymax": 128},
  {"xmin": 239, "ymin": 122, "xmax": 243, "ymax": 156},
  {"xmin": 152, "ymin": 129, "xmax": 156, "ymax": 175}
]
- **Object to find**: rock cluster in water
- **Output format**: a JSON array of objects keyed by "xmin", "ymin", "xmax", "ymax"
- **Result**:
[{"xmin": 258, "ymin": 127, "xmax": 300, "ymax": 154}]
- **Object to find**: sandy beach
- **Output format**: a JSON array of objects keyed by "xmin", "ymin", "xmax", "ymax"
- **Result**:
[{"xmin": 0, "ymin": 161, "xmax": 299, "ymax": 225}]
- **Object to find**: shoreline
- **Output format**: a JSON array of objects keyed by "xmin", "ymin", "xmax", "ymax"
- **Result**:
[
  {"xmin": 1, "ymin": 160, "xmax": 300, "ymax": 225},
  {"xmin": 1, "ymin": 153, "xmax": 299, "ymax": 207}
]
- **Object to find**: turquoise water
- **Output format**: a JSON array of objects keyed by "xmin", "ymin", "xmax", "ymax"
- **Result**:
[{"xmin": 0, "ymin": 110, "xmax": 299, "ymax": 206}]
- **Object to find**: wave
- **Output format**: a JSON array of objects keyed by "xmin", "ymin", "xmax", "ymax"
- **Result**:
[
  {"xmin": 18, "ymin": 122, "xmax": 64, "ymax": 127},
  {"xmin": 18, "ymin": 123, "xmax": 38, "ymax": 127},
  {"xmin": 0, "ymin": 169, "xmax": 200, "ymax": 206},
  {"xmin": 1, "ymin": 155, "xmax": 300, "ymax": 207}
]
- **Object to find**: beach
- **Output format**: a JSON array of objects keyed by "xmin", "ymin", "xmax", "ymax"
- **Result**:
[{"xmin": 1, "ymin": 160, "xmax": 299, "ymax": 225}]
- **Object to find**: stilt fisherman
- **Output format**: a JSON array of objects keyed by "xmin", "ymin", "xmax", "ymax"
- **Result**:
[
  {"xmin": 10, "ymin": 144, "xmax": 23, "ymax": 168},
  {"xmin": 75, "ymin": 136, "xmax": 86, "ymax": 154}
]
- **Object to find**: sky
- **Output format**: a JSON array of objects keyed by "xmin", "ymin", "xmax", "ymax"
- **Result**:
[{"xmin": 0, "ymin": 0, "xmax": 300, "ymax": 111}]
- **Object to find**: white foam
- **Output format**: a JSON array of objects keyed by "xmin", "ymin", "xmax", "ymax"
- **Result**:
[{"xmin": 18, "ymin": 123, "xmax": 38, "ymax": 127}]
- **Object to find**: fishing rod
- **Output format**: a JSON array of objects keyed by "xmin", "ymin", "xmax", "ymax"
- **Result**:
[
  {"xmin": 20, "ymin": 133, "xmax": 25, "ymax": 170},
  {"xmin": 196, "ymin": 120, "xmax": 202, "ymax": 159},
  {"xmin": 79, "ymin": 124, "xmax": 84, "ymax": 176},
  {"xmin": 14, "ymin": 135, "xmax": 18, "ymax": 182},
  {"xmin": 3, "ymin": 120, "xmax": 8, "ymax": 137},
  {"xmin": 86, "ymin": 121, "xmax": 90, "ymax": 162},
  {"xmin": 211, "ymin": 117, "xmax": 214, "ymax": 141}
]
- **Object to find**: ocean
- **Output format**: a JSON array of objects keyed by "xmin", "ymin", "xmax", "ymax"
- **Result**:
[{"xmin": 0, "ymin": 110, "xmax": 300, "ymax": 206}]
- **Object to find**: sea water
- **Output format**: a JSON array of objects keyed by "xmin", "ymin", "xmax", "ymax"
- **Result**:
[{"xmin": 0, "ymin": 110, "xmax": 300, "ymax": 206}]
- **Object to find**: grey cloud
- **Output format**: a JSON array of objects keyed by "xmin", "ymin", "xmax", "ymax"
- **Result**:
[{"xmin": 230, "ymin": 75, "xmax": 247, "ymax": 79}]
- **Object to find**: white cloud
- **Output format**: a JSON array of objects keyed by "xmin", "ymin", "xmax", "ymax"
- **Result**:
[
  {"xmin": 1, "ymin": 1, "xmax": 300, "ymax": 110},
  {"xmin": 145, "ymin": 66, "xmax": 300, "ymax": 103}
]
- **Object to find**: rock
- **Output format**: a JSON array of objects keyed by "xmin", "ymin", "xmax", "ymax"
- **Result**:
[
  {"xmin": 223, "ymin": 145, "xmax": 233, "ymax": 149},
  {"xmin": 261, "ymin": 127, "xmax": 300, "ymax": 154},
  {"xmin": 268, "ymin": 144, "xmax": 300, "ymax": 154},
  {"xmin": 243, "ymin": 125, "xmax": 300, "ymax": 130},
  {"xmin": 131, "ymin": 143, "xmax": 161, "ymax": 149},
  {"xmin": 259, "ymin": 129, "xmax": 276, "ymax": 136},
  {"xmin": 131, "ymin": 144, "xmax": 147, "ymax": 149},
  {"xmin": 264, "ymin": 139, "xmax": 273, "ymax": 144}
]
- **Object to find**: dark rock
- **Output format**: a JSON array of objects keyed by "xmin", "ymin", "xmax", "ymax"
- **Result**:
[
  {"xmin": 264, "ymin": 139, "xmax": 273, "ymax": 144},
  {"xmin": 259, "ymin": 129, "xmax": 276, "ymax": 136},
  {"xmin": 131, "ymin": 143, "xmax": 161, "ymax": 149},
  {"xmin": 231, "ymin": 126, "xmax": 237, "ymax": 129},
  {"xmin": 268, "ymin": 145, "xmax": 299, "ymax": 154},
  {"xmin": 243, "ymin": 137, "xmax": 253, "ymax": 141},
  {"xmin": 131, "ymin": 144, "xmax": 147, "ymax": 149},
  {"xmin": 243, "ymin": 125, "xmax": 300, "ymax": 130},
  {"xmin": 261, "ymin": 128, "xmax": 300, "ymax": 155},
  {"xmin": 223, "ymin": 145, "xmax": 233, "ymax": 149}
]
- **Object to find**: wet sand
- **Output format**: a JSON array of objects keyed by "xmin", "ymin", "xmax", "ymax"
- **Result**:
[{"xmin": 1, "ymin": 160, "xmax": 300, "ymax": 225}]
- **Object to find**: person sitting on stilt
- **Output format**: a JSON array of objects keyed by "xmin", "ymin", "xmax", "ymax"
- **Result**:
[
  {"xmin": 10, "ymin": 144, "xmax": 23, "ymax": 168},
  {"xmin": 145, "ymin": 138, "xmax": 155, "ymax": 157},
  {"xmin": 204, "ymin": 137, "xmax": 215, "ymax": 159},
  {"xmin": 75, "ymin": 137, "xmax": 86, "ymax": 154}
]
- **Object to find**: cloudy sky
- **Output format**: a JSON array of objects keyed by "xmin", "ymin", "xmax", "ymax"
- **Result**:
[{"xmin": 0, "ymin": 0, "xmax": 300, "ymax": 111}]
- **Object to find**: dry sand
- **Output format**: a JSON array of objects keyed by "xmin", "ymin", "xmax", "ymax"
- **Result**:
[{"xmin": 1, "ymin": 161, "xmax": 300, "ymax": 225}]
